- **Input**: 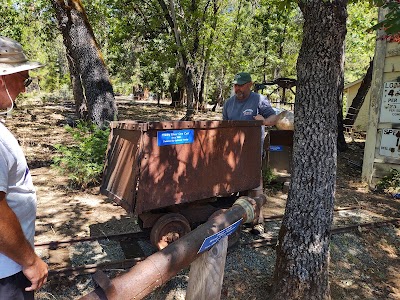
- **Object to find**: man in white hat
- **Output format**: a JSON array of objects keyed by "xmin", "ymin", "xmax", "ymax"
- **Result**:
[{"xmin": 0, "ymin": 36, "xmax": 48, "ymax": 299}]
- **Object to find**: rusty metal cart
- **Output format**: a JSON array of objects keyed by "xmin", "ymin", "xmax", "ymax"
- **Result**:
[{"xmin": 101, "ymin": 120, "xmax": 263, "ymax": 249}]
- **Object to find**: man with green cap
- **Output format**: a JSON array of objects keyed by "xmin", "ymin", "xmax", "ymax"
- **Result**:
[
  {"xmin": 0, "ymin": 36, "xmax": 48, "ymax": 299},
  {"xmin": 222, "ymin": 72, "xmax": 282, "ymax": 234},
  {"xmin": 223, "ymin": 72, "xmax": 280, "ymax": 124}
]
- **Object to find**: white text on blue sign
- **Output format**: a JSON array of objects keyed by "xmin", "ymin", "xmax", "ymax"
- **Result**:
[
  {"xmin": 198, "ymin": 218, "xmax": 243, "ymax": 254},
  {"xmin": 269, "ymin": 145, "xmax": 283, "ymax": 152},
  {"xmin": 157, "ymin": 129, "xmax": 194, "ymax": 146}
]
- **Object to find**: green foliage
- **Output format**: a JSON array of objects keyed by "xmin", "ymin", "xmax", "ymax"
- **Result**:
[
  {"xmin": 263, "ymin": 166, "xmax": 277, "ymax": 185},
  {"xmin": 376, "ymin": 168, "xmax": 400, "ymax": 195},
  {"xmin": 1, "ymin": 1, "xmax": 70, "ymax": 93},
  {"xmin": 1, "ymin": 0, "xmax": 386, "ymax": 106},
  {"xmin": 371, "ymin": 0, "xmax": 400, "ymax": 37},
  {"xmin": 52, "ymin": 122, "xmax": 110, "ymax": 189},
  {"xmin": 251, "ymin": 0, "xmax": 301, "ymax": 81},
  {"xmin": 345, "ymin": 2, "xmax": 377, "ymax": 84}
]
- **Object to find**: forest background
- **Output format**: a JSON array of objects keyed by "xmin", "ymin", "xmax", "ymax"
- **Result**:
[
  {"xmin": 1, "ymin": 0, "xmax": 376, "ymax": 110},
  {"xmin": 2, "ymin": 1, "xmax": 400, "ymax": 299}
]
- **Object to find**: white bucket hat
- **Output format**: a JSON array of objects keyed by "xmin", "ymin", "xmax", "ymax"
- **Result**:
[{"xmin": 0, "ymin": 36, "xmax": 43, "ymax": 75}]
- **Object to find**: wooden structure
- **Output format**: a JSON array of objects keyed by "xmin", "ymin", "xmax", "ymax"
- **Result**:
[{"xmin": 362, "ymin": 8, "xmax": 400, "ymax": 187}]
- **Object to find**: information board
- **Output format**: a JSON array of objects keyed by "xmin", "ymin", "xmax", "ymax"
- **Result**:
[
  {"xmin": 380, "ymin": 81, "xmax": 400, "ymax": 123},
  {"xmin": 157, "ymin": 129, "xmax": 194, "ymax": 146},
  {"xmin": 379, "ymin": 128, "xmax": 400, "ymax": 158}
]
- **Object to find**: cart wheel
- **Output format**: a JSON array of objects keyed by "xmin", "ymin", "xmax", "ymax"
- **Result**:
[{"xmin": 150, "ymin": 213, "xmax": 191, "ymax": 250}]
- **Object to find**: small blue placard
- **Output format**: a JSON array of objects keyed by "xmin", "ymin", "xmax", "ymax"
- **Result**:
[
  {"xmin": 197, "ymin": 218, "xmax": 243, "ymax": 254},
  {"xmin": 157, "ymin": 129, "xmax": 195, "ymax": 146},
  {"xmin": 269, "ymin": 145, "xmax": 283, "ymax": 152}
]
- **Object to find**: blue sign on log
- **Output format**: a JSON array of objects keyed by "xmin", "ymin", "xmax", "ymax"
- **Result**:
[
  {"xmin": 198, "ymin": 218, "xmax": 243, "ymax": 254},
  {"xmin": 157, "ymin": 129, "xmax": 195, "ymax": 146}
]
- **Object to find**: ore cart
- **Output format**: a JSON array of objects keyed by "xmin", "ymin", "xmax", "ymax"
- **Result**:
[{"xmin": 101, "ymin": 120, "xmax": 263, "ymax": 249}]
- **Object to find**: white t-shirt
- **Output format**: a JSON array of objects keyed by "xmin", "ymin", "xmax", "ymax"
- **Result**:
[{"xmin": 0, "ymin": 121, "xmax": 37, "ymax": 278}]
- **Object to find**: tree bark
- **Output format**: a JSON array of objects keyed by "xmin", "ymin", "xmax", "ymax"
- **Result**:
[
  {"xmin": 272, "ymin": 1, "xmax": 347, "ymax": 299},
  {"xmin": 337, "ymin": 108, "xmax": 348, "ymax": 152},
  {"xmin": 343, "ymin": 59, "xmax": 374, "ymax": 127},
  {"xmin": 66, "ymin": 52, "xmax": 87, "ymax": 120},
  {"xmin": 337, "ymin": 59, "xmax": 348, "ymax": 152},
  {"xmin": 198, "ymin": 0, "xmax": 220, "ymax": 111},
  {"xmin": 52, "ymin": 0, "xmax": 117, "ymax": 128}
]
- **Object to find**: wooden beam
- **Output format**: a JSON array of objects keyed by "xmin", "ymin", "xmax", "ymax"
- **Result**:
[
  {"xmin": 186, "ymin": 236, "xmax": 228, "ymax": 300},
  {"xmin": 362, "ymin": 7, "xmax": 388, "ymax": 186}
]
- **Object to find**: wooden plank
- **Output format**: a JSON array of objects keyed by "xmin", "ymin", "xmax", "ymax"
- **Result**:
[
  {"xmin": 386, "ymin": 42, "xmax": 400, "ymax": 58},
  {"xmin": 373, "ymin": 161, "xmax": 400, "ymax": 174},
  {"xmin": 384, "ymin": 56, "xmax": 400, "ymax": 73},
  {"xmin": 383, "ymin": 72, "xmax": 400, "ymax": 82},
  {"xmin": 186, "ymin": 236, "xmax": 228, "ymax": 300},
  {"xmin": 374, "ymin": 157, "xmax": 400, "ymax": 165}
]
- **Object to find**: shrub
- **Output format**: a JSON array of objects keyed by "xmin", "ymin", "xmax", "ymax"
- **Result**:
[
  {"xmin": 262, "ymin": 166, "xmax": 277, "ymax": 186},
  {"xmin": 376, "ymin": 168, "xmax": 400, "ymax": 196},
  {"xmin": 52, "ymin": 121, "xmax": 110, "ymax": 189}
]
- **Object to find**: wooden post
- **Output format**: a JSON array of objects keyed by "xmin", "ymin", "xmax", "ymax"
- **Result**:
[
  {"xmin": 186, "ymin": 236, "xmax": 228, "ymax": 300},
  {"xmin": 362, "ymin": 7, "xmax": 388, "ymax": 185}
]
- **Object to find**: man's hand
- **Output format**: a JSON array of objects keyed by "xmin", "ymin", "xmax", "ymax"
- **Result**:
[
  {"xmin": 254, "ymin": 114, "xmax": 280, "ymax": 126},
  {"xmin": 23, "ymin": 255, "xmax": 48, "ymax": 291},
  {"xmin": 253, "ymin": 114, "xmax": 264, "ymax": 121},
  {"xmin": 0, "ymin": 192, "xmax": 48, "ymax": 291}
]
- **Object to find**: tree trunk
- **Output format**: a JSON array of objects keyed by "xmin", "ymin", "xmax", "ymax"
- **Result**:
[
  {"xmin": 198, "ymin": 61, "xmax": 207, "ymax": 109},
  {"xmin": 337, "ymin": 108, "xmax": 348, "ymax": 152},
  {"xmin": 198, "ymin": 0, "xmax": 220, "ymax": 111},
  {"xmin": 272, "ymin": 1, "xmax": 347, "ymax": 299},
  {"xmin": 52, "ymin": 0, "xmax": 117, "ymax": 128},
  {"xmin": 66, "ymin": 53, "xmax": 87, "ymax": 120},
  {"xmin": 343, "ymin": 59, "xmax": 374, "ymax": 127},
  {"xmin": 183, "ymin": 65, "xmax": 195, "ymax": 120},
  {"xmin": 337, "ymin": 61, "xmax": 348, "ymax": 152},
  {"xmin": 158, "ymin": 0, "xmax": 196, "ymax": 120}
]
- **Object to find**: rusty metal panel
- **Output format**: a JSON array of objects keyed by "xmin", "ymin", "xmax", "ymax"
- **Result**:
[
  {"xmin": 100, "ymin": 123, "xmax": 142, "ymax": 213},
  {"xmin": 101, "ymin": 120, "xmax": 263, "ymax": 215}
]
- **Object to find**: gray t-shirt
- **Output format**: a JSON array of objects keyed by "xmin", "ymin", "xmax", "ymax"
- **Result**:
[
  {"xmin": 222, "ymin": 92, "xmax": 275, "ymax": 155},
  {"xmin": 222, "ymin": 92, "xmax": 275, "ymax": 121}
]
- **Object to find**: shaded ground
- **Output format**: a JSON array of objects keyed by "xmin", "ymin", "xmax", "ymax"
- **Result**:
[{"xmin": 3, "ymin": 95, "xmax": 399, "ymax": 299}]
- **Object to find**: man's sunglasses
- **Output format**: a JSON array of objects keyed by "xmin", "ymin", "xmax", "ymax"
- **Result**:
[
  {"xmin": 23, "ymin": 77, "xmax": 32, "ymax": 87},
  {"xmin": 16, "ymin": 73, "xmax": 32, "ymax": 87}
]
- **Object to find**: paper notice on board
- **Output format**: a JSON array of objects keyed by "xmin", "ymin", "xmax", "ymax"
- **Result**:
[
  {"xmin": 379, "ymin": 128, "xmax": 400, "ymax": 158},
  {"xmin": 380, "ymin": 82, "xmax": 400, "ymax": 123}
]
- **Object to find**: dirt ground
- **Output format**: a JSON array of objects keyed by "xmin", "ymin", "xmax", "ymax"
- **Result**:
[{"xmin": 3, "ymin": 95, "xmax": 400, "ymax": 299}]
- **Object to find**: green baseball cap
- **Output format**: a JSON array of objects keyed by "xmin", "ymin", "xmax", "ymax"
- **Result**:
[{"xmin": 233, "ymin": 72, "xmax": 252, "ymax": 85}]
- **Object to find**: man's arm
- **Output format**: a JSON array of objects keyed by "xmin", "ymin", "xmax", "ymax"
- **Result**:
[{"xmin": 0, "ymin": 191, "xmax": 48, "ymax": 291}]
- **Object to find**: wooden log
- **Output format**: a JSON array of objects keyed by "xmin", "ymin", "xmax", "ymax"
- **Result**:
[{"xmin": 186, "ymin": 236, "xmax": 228, "ymax": 300}]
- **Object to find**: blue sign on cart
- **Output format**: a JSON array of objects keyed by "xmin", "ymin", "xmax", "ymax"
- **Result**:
[
  {"xmin": 269, "ymin": 145, "xmax": 283, "ymax": 152},
  {"xmin": 157, "ymin": 129, "xmax": 194, "ymax": 146},
  {"xmin": 198, "ymin": 218, "xmax": 243, "ymax": 254}
]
